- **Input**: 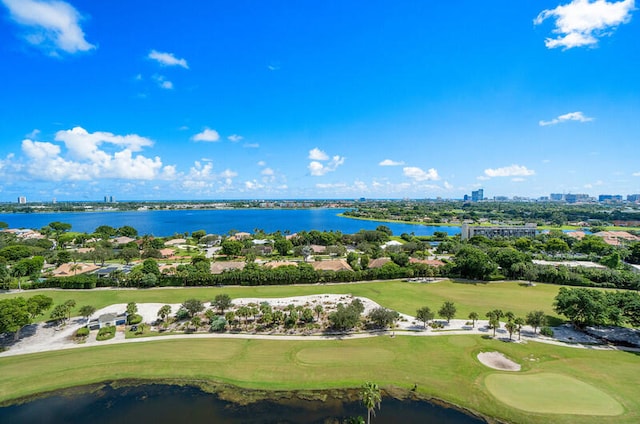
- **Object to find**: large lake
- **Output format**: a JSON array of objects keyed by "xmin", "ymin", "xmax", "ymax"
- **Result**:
[
  {"xmin": 0, "ymin": 384, "xmax": 485, "ymax": 424},
  {"xmin": 0, "ymin": 209, "xmax": 460, "ymax": 237}
]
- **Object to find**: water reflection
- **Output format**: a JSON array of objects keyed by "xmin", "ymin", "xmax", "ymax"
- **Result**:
[{"xmin": 0, "ymin": 384, "xmax": 485, "ymax": 424}]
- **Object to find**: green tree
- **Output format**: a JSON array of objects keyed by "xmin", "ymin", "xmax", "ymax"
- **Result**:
[
  {"xmin": 454, "ymin": 246, "xmax": 497, "ymax": 280},
  {"xmin": 514, "ymin": 317, "xmax": 525, "ymax": 340},
  {"xmin": 221, "ymin": 239, "xmax": 243, "ymax": 257},
  {"xmin": 544, "ymin": 238, "xmax": 569, "ymax": 254},
  {"xmin": 0, "ymin": 298, "xmax": 31, "ymax": 340},
  {"xmin": 94, "ymin": 225, "xmax": 117, "ymax": 239},
  {"xmin": 468, "ymin": 311, "xmax": 479, "ymax": 328},
  {"xmin": 78, "ymin": 305, "xmax": 96, "ymax": 322},
  {"xmin": 126, "ymin": 302, "xmax": 138, "ymax": 316},
  {"xmin": 119, "ymin": 247, "xmax": 139, "ymax": 265},
  {"xmin": 505, "ymin": 320, "xmax": 517, "ymax": 340},
  {"xmin": 157, "ymin": 305, "xmax": 172, "ymax": 323},
  {"xmin": 367, "ymin": 307, "xmax": 399, "ymax": 329},
  {"xmin": 64, "ymin": 299, "xmax": 76, "ymax": 321},
  {"xmin": 274, "ymin": 238, "xmax": 293, "ymax": 256},
  {"xmin": 416, "ymin": 306, "xmax": 434, "ymax": 329},
  {"xmin": 25, "ymin": 295, "xmax": 53, "ymax": 320},
  {"xmin": 50, "ymin": 304, "xmax": 68, "ymax": 326},
  {"xmin": 314, "ymin": 304, "xmax": 324, "ymax": 320},
  {"xmin": 525, "ymin": 310, "xmax": 546, "ymax": 334},
  {"xmin": 191, "ymin": 229, "xmax": 207, "ymax": 242},
  {"xmin": 361, "ymin": 382, "xmax": 382, "ymax": 424},
  {"xmin": 182, "ymin": 299, "xmax": 205, "ymax": 317},
  {"xmin": 438, "ymin": 301, "xmax": 456, "ymax": 323},
  {"xmin": 117, "ymin": 225, "xmax": 138, "ymax": 237},
  {"xmin": 212, "ymin": 294, "xmax": 233, "ymax": 314},
  {"xmin": 48, "ymin": 221, "xmax": 72, "ymax": 245},
  {"xmin": 142, "ymin": 258, "xmax": 161, "ymax": 276},
  {"xmin": 554, "ymin": 287, "xmax": 607, "ymax": 327},
  {"xmin": 600, "ymin": 252, "xmax": 621, "ymax": 269},
  {"xmin": 486, "ymin": 311, "xmax": 501, "ymax": 337}
]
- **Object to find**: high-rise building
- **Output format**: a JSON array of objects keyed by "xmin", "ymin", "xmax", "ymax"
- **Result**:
[
  {"xmin": 628, "ymin": 194, "xmax": 640, "ymax": 203},
  {"xmin": 550, "ymin": 193, "xmax": 564, "ymax": 201},
  {"xmin": 565, "ymin": 193, "xmax": 591, "ymax": 204},
  {"xmin": 598, "ymin": 194, "xmax": 622, "ymax": 203},
  {"xmin": 18, "ymin": 196, "xmax": 26, "ymax": 204},
  {"xmin": 471, "ymin": 189, "xmax": 484, "ymax": 202}
]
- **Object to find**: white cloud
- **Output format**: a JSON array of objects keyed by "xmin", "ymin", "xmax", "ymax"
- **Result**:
[
  {"xmin": 228, "ymin": 134, "xmax": 243, "ymax": 142},
  {"xmin": 484, "ymin": 164, "xmax": 535, "ymax": 178},
  {"xmin": 19, "ymin": 127, "xmax": 171, "ymax": 181},
  {"xmin": 403, "ymin": 166, "xmax": 440, "ymax": 181},
  {"xmin": 152, "ymin": 75, "xmax": 173, "ymax": 90},
  {"xmin": 633, "ymin": 171, "xmax": 640, "ymax": 176},
  {"xmin": 511, "ymin": 178, "xmax": 525, "ymax": 182},
  {"xmin": 257, "ymin": 161, "xmax": 266, "ymax": 166},
  {"xmin": 379, "ymin": 159, "xmax": 405, "ymax": 166},
  {"xmin": 2, "ymin": 0, "xmax": 95, "ymax": 55},
  {"xmin": 148, "ymin": 50, "xmax": 189, "ymax": 69},
  {"xmin": 191, "ymin": 128, "xmax": 220, "ymax": 142},
  {"xmin": 534, "ymin": 0, "xmax": 635, "ymax": 49},
  {"xmin": 443, "ymin": 181, "xmax": 453, "ymax": 190},
  {"xmin": 22, "ymin": 139, "xmax": 60, "ymax": 160},
  {"xmin": 243, "ymin": 143, "xmax": 259, "ymax": 148},
  {"xmin": 539, "ymin": 111, "xmax": 594, "ymax": 126},
  {"xmin": 261, "ymin": 167, "xmax": 274, "ymax": 176},
  {"xmin": 307, "ymin": 148, "xmax": 345, "ymax": 176},
  {"xmin": 308, "ymin": 155, "xmax": 345, "ymax": 176},
  {"xmin": 308, "ymin": 147, "xmax": 329, "ymax": 161},
  {"xmin": 26, "ymin": 129, "xmax": 40, "ymax": 139}
]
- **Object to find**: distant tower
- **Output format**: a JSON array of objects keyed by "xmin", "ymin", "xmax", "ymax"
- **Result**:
[
  {"xmin": 18, "ymin": 196, "xmax": 27, "ymax": 204},
  {"xmin": 471, "ymin": 189, "xmax": 484, "ymax": 202}
]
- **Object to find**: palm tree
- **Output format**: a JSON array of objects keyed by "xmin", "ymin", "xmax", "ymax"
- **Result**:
[
  {"xmin": 69, "ymin": 263, "xmax": 82, "ymax": 276},
  {"xmin": 468, "ymin": 311, "xmax": 479, "ymax": 328},
  {"xmin": 361, "ymin": 382, "xmax": 381, "ymax": 424}
]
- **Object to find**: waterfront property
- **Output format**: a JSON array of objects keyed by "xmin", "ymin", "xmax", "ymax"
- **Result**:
[{"xmin": 460, "ymin": 223, "xmax": 537, "ymax": 240}]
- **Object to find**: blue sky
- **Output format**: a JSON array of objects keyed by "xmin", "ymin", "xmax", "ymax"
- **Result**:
[{"xmin": 0, "ymin": 0, "xmax": 638, "ymax": 201}]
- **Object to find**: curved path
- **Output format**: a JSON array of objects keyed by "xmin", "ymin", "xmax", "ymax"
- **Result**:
[{"xmin": 2, "ymin": 295, "xmax": 639, "ymax": 358}]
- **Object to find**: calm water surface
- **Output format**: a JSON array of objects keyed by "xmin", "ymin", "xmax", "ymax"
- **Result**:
[
  {"xmin": 0, "ymin": 384, "xmax": 485, "ymax": 424},
  {"xmin": 0, "ymin": 209, "xmax": 460, "ymax": 237}
]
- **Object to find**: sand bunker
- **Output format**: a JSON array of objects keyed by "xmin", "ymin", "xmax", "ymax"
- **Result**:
[{"xmin": 477, "ymin": 351, "xmax": 521, "ymax": 371}]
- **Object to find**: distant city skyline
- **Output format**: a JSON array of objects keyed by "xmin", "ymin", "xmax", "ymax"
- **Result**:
[{"xmin": 0, "ymin": 1, "xmax": 639, "ymax": 201}]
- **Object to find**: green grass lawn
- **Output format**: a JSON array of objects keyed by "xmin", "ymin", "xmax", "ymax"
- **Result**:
[
  {"xmin": 0, "ymin": 335, "xmax": 638, "ymax": 424},
  {"xmin": 485, "ymin": 373, "xmax": 624, "ymax": 416},
  {"xmin": 1, "ymin": 280, "xmax": 564, "ymax": 323},
  {"xmin": 1, "ymin": 282, "xmax": 639, "ymax": 423}
]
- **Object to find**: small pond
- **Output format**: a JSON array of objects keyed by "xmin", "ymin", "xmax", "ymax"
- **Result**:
[{"xmin": 0, "ymin": 383, "xmax": 486, "ymax": 424}]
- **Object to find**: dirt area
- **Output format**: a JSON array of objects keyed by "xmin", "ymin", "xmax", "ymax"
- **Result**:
[{"xmin": 477, "ymin": 351, "xmax": 521, "ymax": 371}]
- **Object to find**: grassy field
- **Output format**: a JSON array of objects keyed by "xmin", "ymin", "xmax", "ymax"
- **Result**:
[
  {"xmin": 0, "ymin": 335, "xmax": 638, "ymax": 423},
  {"xmin": 485, "ymin": 373, "xmax": 624, "ymax": 416},
  {"xmin": 1, "ymin": 279, "xmax": 564, "ymax": 323},
  {"xmin": 2, "ymin": 281, "xmax": 638, "ymax": 423}
]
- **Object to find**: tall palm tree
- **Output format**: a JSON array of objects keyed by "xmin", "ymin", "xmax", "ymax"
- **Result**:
[{"xmin": 361, "ymin": 382, "xmax": 382, "ymax": 424}]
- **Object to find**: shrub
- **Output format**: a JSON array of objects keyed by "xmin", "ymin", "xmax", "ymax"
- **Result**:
[
  {"xmin": 75, "ymin": 327, "xmax": 89, "ymax": 338},
  {"xmin": 127, "ymin": 314, "xmax": 143, "ymax": 325},
  {"xmin": 210, "ymin": 316, "xmax": 227, "ymax": 332},
  {"xmin": 540, "ymin": 326, "xmax": 554, "ymax": 337},
  {"xmin": 96, "ymin": 325, "xmax": 116, "ymax": 341},
  {"xmin": 175, "ymin": 307, "xmax": 190, "ymax": 320}
]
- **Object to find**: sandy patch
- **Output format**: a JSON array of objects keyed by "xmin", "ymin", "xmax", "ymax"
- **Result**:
[{"xmin": 477, "ymin": 351, "xmax": 521, "ymax": 371}]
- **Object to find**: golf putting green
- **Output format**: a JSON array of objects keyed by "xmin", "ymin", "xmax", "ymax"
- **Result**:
[
  {"xmin": 295, "ymin": 346, "xmax": 395, "ymax": 365},
  {"xmin": 485, "ymin": 373, "xmax": 624, "ymax": 416}
]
